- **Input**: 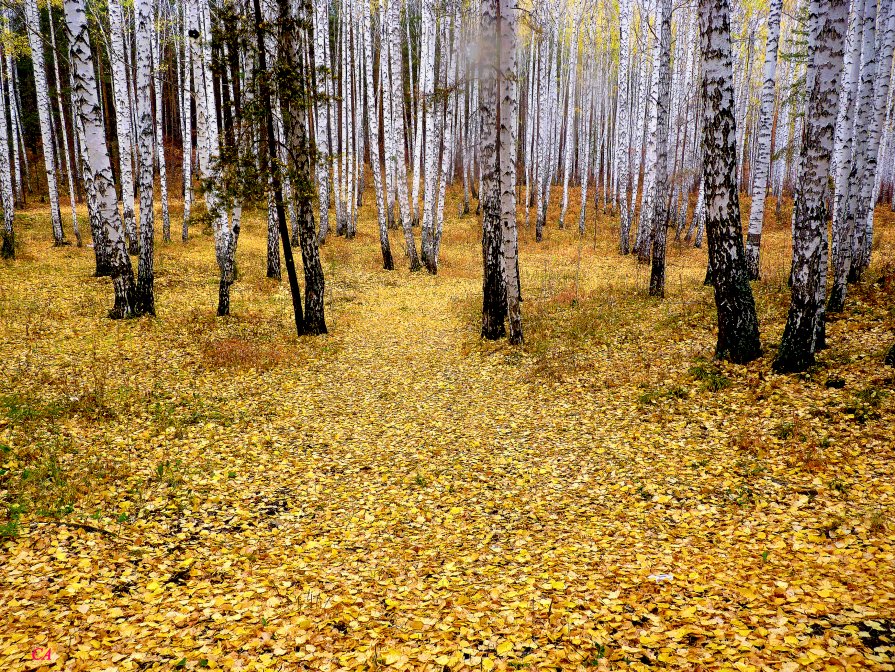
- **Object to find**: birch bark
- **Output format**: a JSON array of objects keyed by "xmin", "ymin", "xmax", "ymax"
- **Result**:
[
  {"xmin": 134, "ymin": 0, "xmax": 155, "ymax": 315},
  {"xmin": 65, "ymin": 0, "xmax": 136, "ymax": 316},
  {"xmin": 107, "ymin": 0, "xmax": 138, "ymax": 252},
  {"xmin": 698, "ymin": 0, "xmax": 761, "ymax": 363},
  {"xmin": 25, "ymin": 0, "xmax": 65, "ymax": 245},
  {"xmin": 774, "ymin": 0, "xmax": 848, "ymax": 372},
  {"xmin": 744, "ymin": 0, "xmax": 783, "ymax": 280}
]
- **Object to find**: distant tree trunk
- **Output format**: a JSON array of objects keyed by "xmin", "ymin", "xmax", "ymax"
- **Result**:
[
  {"xmin": 152, "ymin": 27, "xmax": 171, "ymax": 243},
  {"xmin": 648, "ymin": 0, "xmax": 672, "ymax": 297},
  {"xmin": 181, "ymin": 6, "xmax": 193, "ymax": 240},
  {"xmin": 312, "ymin": 0, "xmax": 332, "ymax": 243},
  {"xmin": 134, "ymin": 0, "xmax": 155, "ymax": 316},
  {"xmin": 558, "ymin": 18, "xmax": 580, "ymax": 230},
  {"xmin": 698, "ymin": 0, "xmax": 761, "ymax": 363},
  {"xmin": 744, "ymin": 0, "xmax": 783, "ymax": 280},
  {"xmin": 47, "ymin": 12, "xmax": 81, "ymax": 247},
  {"xmin": 25, "ymin": 0, "xmax": 65, "ymax": 245},
  {"xmin": 386, "ymin": 0, "xmax": 420, "ymax": 270},
  {"xmin": 361, "ymin": 0, "xmax": 393, "ymax": 269},
  {"xmin": 774, "ymin": 0, "xmax": 848, "ymax": 373},
  {"xmin": 278, "ymin": 0, "xmax": 327, "ymax": 334},
  {"xmin": 413, "ymin": 0, "xmax": 435, "ymax": 229},
  {"xmin": 65, "ymin": 0, "xmax": 136, "ymax": 317}
]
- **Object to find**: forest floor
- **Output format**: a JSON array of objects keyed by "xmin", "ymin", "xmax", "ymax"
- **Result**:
[{"xmin": 1, "ymin": 189, "xmax": 894, "ymax": 672}]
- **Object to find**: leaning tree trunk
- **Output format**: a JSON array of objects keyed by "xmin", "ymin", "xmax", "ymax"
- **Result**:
[
  {"xmin": 278, "ymin": 0, "xmax": 327, "ymax": 334},
  {"xmin": 107, "ymin": 0, "xmax": 138, "ymax": 253},
  {"xmin": 697, "ymin": 0, "xmax": 761, "ymax": 363},
  {"xmin": 134, "ymin": 0, "xmax": 155, "ymax": 316},
  {"xmin": 774, "ymin": 0, "xmax": 848, "ymax": 373},
  {"xmin": 64, "ymin": 0, "xmax": 136, "ymax": 317},
  {"xmin": 24, "ymin": 0, "xmax": 65, "ymax": 245},
  {"xmin": 744, "ymin": 0, "xmax": 783, "ymax": 280},
  {"xmin": 648, "ymin": 0, "xmax": 673, "ymax": 297}
]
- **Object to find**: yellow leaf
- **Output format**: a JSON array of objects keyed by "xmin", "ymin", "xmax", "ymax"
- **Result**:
[
  {"xmin": 482, "ymin": 657, "xmax": 495, "ymax": 671},
  {"xmin": 496, "ymin": 640, "xmax": 513, "ymax": 655}
]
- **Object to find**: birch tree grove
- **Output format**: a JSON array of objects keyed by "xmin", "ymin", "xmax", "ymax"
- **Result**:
[{"xmin": 2, "ymin": 0, "xmax": 893, "ymax": 363}]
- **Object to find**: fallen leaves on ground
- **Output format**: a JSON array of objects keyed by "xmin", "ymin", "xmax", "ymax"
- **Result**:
[{"xmin": 0, "ymin": 192, "xmax": 894, "ymax": 671}]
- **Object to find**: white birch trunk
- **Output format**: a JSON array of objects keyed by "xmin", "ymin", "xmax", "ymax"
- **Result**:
[
  {"xmin": 0, "ymin": 40, "xmax": 13, "ymax": 258},
  {"xmin": 65, "ymin": 0, "xmax": 136, "ymax": 316},
  {"xmin": 48, "ymin": 11, "xmax": 80, "ymax": 246},
  {"xmin": 25, "ymin": 0, "xmax": 64, "ymax": 244},
  {"xmin": 386, "ymin": 0, "xmax": 420, "ymax": 269},
  {"xmin": 134, "ymin": 0, "xmax": 155, "ymax": 314},
  {"xmin": 743, "ymin": 0, "xmax": 783, "ymax": 280},
  {"xmin": 108, "ymin": 0, "xmax": 138, "ymax": 253},
  {"xmin": 152, "ymin": 26, "xmax": 171, "ymax": 243},
  {"xmin": 616, "ymin": 0, "xmax": 633, "ymax": 253}
]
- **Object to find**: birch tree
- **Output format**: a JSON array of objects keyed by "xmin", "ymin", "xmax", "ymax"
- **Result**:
[
  {"xmin": 134, "ymin": 0, "xmax": 155, "ymax": 315},
  {"xmin": 361, "ymin": 0, "xmax": 393, "ymax": 269},
  {"xmin": 24, "ymin": 0, "xmax": 65, "ymax": 245},
  {"xmin": 0, "ymin": 42, "xmax": 12, "ymax": 258},
  {"xmin": 65, "ymin": 0, "xmax": 136, "ymax": 317},
  {"xmin": 152, "ymin": 25, "xmax": 171, "ymax": 243},
  {"xmin": 616, "ymin": 0, "xmax": 633, "ymax": 254},
  {"xmin": 481, "ymin": 0, "xmax": 521, "ymax": 343},
  {"xmin": 312, "ymin": 0, "xmax": 332, "ymax": 243},
  {"xmin": 181, "ymin": 5, "xmax": 193, "ymax": 240},
  {"xmin": 743, "ymin": 0, "xmax": 783, "ymax": 281},
  {"xmin": 829, "ymin": 0, "xmax": 877, "ymax": 312},
  {"xmin": 698, "ymin": 0, "xmax": 761, "ymax": 363},
  {"xmin": 774, "ymin": 0, "xmax": 848, "ymax": 373},
  {"xmin": 648, "ymin": 0, "xmax": 672, "ymax": 297},
  {"xmin": 277, "ymin": 0, "xmax": 327, "ymax": 333},
  {"xmin": 386, "ymin": 0, "xmax": 420, "ymax": 270},
  {"xmin": 107, "ymin": 0, "xmax": 138, "ymax": 253}
]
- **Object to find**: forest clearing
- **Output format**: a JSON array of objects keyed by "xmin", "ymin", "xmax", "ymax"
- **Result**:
[{"xmin": 1, "ymin": 194, "xmax": 894, "ymax": 670}]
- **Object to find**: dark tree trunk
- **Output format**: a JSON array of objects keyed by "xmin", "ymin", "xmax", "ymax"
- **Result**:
[
  {"xmin": 774, "ymin": 0, "xmax": 848, "ymax": 373},
  {"xmin": 278, "ymin": 0, "xmax": 327, "ymax": 335},
  {"xmin": 649, "ymin": 0, "xmax": 673, "ymax": 298},
  {"xmin": 255, "ymin": 0, "xmax": 304, "ymax": 334},
  {"xmin": 698, "ymin": 0, "xmax": 762, "ymax": 364}
]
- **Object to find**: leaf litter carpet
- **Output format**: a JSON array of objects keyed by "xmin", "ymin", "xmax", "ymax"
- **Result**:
[{"xmin": 1, "ymin": 201, "xmax": 894, "ymax": 671}]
